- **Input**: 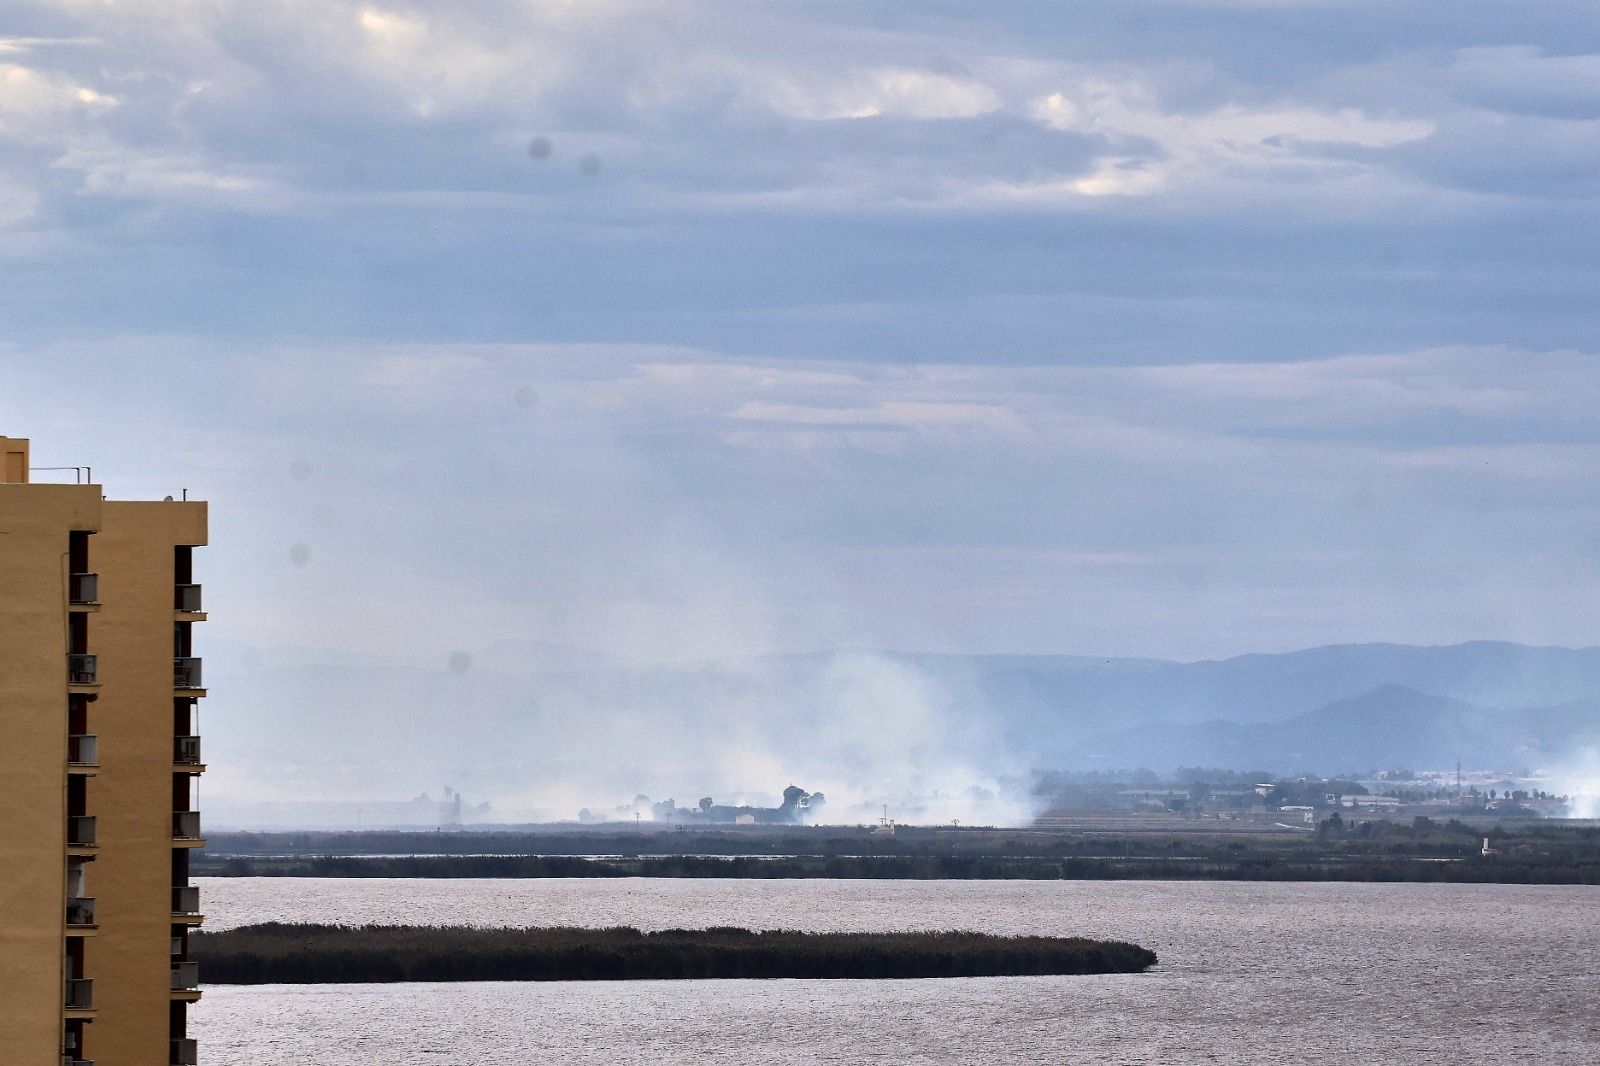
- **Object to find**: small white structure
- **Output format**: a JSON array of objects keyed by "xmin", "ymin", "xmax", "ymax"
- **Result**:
[{"xmin": 1481, "ymin": 837, "xmax": 1498, "ymax": 856}]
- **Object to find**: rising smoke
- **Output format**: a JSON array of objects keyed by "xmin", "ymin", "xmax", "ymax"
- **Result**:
[
  {"xmin": 1546, "ymin": 748, "xmax": 1600, "ymax": 820},
  {"xmin": 482, "ymin": 645, "xmax": 1040, "ymax": 825},
  {"xmin": 200, "ymin": 352, "xmax": 1051, "ymax": 828},
  {"xmin": 205, "ymin": 640, "xmax": 1043, "ymax": 828}
]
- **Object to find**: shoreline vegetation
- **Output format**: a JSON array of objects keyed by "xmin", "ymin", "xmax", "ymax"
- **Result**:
[
  {"xmin": 192, "ymin": 924, "xmax": 1158, "ymax": 983},
  {"xmin": 195, "ymin": 851, "xmax": 1600, "ymax": 883},
  {"xmin": 195, "ymin": 821, "xmax": 1600, "ymax": 884}
]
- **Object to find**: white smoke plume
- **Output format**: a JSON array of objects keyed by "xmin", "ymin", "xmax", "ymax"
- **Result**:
[{"xmin": 1545, "ymin": 748, "xmax": 1600, "ymax": 820}]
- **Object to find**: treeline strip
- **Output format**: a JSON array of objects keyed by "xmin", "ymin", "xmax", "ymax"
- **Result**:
[
  {"xmin": 191, "ymin": 924, "xmax": 1157, "ymax": 983},
  {"xmin": 201, "ymin": 823, "xmax": 1600, "ymax": 862},
  {"xmin": 194, "ymin": 853, "xmax": 1600, "ymax": 884}
]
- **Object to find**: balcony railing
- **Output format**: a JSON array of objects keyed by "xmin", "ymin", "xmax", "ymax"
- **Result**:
[
  {"xmin": 68, "ymin": 816, "xmax": 97, "ymax": 847},
  {"xmin": 171, "ymin": 936, "xmax": 185, "ymax": 956},
  {"xmin": 69, "ymin": 653, "xmax": 98, "ymax": 685},
  {"xmin": 172, "ymin": 886, "xmax": 200, "ymax": 915},
  {"xmin": 174, "ymin": 735, "xmax": 202, "ymax": 765},
  {"xmin": 172, "ymin": 811, "xmax": 201, "ymax": 840},
  {"xmin": 64, "ymin": 978, "xmax": 93, "ymax": 1010},
  {"xmin": 68, "ymin": 734, "xmax": 99, "ymax": 766},
  {"xmin": 64, "ymin": 1059, "xmax": 94, "ymax": 1066},
  {"xmin": 175, "ymin": 584, "xmax": 202, "ymax": 613},
  {"xmin": 70, "ymin": 572, "xmax": 99, "ymax": 604},
  {"xmin": 170, "ymin": 961, "xmax": 200, "ymax": 990},
  {"xmin": 67, "ymin": 897, "xmax": 96, "ymax": 927},
  {"xmin": 171, "ymin": 1038, "xmax": 199, "ymax": 1065},
  {"xmin": 173, "ymin": 657, "xmax": 202, "ymax": 690}
]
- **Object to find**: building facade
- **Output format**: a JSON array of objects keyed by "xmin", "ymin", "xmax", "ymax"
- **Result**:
[{"xmin": 1, "ymin": 436, "xmax": 207, "ymax": 1066}]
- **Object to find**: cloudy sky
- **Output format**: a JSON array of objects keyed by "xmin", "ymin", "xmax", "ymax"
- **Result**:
[{"xmin": 4, "ymin": 0, "xmax": 1599, "ymax": 671}]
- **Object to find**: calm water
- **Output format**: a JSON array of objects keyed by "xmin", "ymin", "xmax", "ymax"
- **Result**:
[{"xmin": 193, "ymin": 878, "xmax": 1600, "ymax": 1064}]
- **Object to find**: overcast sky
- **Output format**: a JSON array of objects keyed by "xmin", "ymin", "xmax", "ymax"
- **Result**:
[{"xmin": 4, "ymin": 1, "xmax": 1600, "ymax": 665}]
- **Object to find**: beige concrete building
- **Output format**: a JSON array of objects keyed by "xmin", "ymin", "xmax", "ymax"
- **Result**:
[{"xmin": 1, "ymin": 436, "xmax": 208, "ymax": 1066}]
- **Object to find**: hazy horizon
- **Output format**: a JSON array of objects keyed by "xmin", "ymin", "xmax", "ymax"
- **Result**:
[
  {"xmin": 195, "ymin": 637, "xmax": 1600, "ymax": 828},
  {"xmin": 3, "ymin": 2, "xmax": 1597, "ymax": 826}
]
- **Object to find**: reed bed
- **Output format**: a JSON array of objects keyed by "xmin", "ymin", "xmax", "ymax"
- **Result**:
[{"xmin": 193, "ymin": 923, "xmax": 1157, "ymax": 982}]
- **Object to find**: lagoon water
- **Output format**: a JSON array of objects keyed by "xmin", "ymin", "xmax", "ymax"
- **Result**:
[{"xmin": 193, "ymin": 878, "xmax": 1599, "ymax": 1064}]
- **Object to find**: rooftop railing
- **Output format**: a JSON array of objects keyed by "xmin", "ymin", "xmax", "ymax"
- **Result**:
[
  {"xmin": 173, "ymin": 657, "xmax": 202, "ymax": 690},
  {"xmin": 69, "ymin": 653, "xmax": 97, "ymax": 685},
  {"xmin": 172, "ymin": 886, "xmax": 200, "ymax": 915},
  {"xmin": 65, "ymin": 978, "xmax": 93, "ymax": 1010},
  {"xmin": 68, "ymin": 734, "xmax": 98, "ymax": 766},
  {"xmin": 174, "ymin": 735, "xmax": 201, "ymax": 765},
  {"xmin": 70, "ymin": 572, "xmax": 99, "ymax": 604}
]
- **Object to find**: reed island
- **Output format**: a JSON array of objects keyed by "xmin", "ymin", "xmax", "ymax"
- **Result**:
[{"xmin": 193, "ymin": 924, "xmax": 1158, "ymax": 983}]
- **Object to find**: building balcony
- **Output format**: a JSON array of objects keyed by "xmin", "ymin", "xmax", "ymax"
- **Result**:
[
  {"xmin": 70, "ymin": 572, "xmax": 100, "ymax": 606},
  {"xmin": 64, "ymin": 978, "xmax": 94, "ymax": 1011},
  {"xmin": 67, "ymin": 897, "xmax": 96, "ymax": 928},
  {"xmin": 171, "ymin": 961, "xmax": 200, "ymax": 991},
  {"xmin": 172, "ymin": 886, "xmax": 200, "ymax": 917},
  {"xmin": 174, "ymin": 583, "xmax": 203, "ymax": 614},
  {"xmin": 68, "ymin": 816, "xmax": 97, "ymax": 847},
  {"xmin": 64, "ymin": 1059, "xmax": 94, "ymax": 1066},
  {"xmin": 173, "ymin": 657, "xmax": 203, "ymax": 691},
  {"xmin": 68, "ymin": 734, "xmax": 99, "ymax": 768},
  {"xmin": 172, "ymin": 811, "xmax": 202, "ymax": 841},
  {"xmin": 174, "ymin": 735, "xmax": 202, "ymax": 767},
  {"xmin": 68, "ymin": 653, "xmax": 98, "ymax": 686},
  {"xmin": 171, "ymin": 1038, "xmax": 199, "ymax": 1065}
]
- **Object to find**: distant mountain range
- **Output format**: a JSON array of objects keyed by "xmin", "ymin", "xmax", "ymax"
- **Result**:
[
  {"xmin": 742, "ymin": 640, "xmax": 1600, "ymax": 773},
  {"xmin": 947, "ymin": 639, "xmax": 1600, "ymax": 723},
  {"xmin": 940, "ymin": 640, "xmax": 1600, "ymax": 773},
  {"xmin": 1066, "ymin": 684, "xmax": 1600, "ymax": 774},
  {"xmin": 206, "ymin": 639, "xmax": 1600, "ymax": 816}
]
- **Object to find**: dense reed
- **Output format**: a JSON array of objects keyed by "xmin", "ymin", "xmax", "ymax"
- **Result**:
[{"xmin": 192, "ymin": 924, "xmax": 1157, "ymax": 983}]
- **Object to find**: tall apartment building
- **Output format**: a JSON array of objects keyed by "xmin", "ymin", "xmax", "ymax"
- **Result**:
[{"xmin": 1, "ymin": 435, "xmax": 208, "ymax": 1066}]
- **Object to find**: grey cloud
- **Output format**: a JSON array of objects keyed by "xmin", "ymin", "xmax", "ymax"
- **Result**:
[
  {"xmin": 3, "ymin": 2, "xmax": 1599, "ymax": 813},
  {"xmin": 3, "ymin": 2, "xmax": 1600, "ymax": 665},
  {"xmin": 0, "ymin": 0, "xmax": 1593, "ymax": 367},
  {"xmin": 1446, "ymin": 46, "xmax": 1600, "ymax": 120},
  {"xmin": 11, "ymin": 338, "xmax": 1599, "ymax": 660},
  {"xmin": 1393, "ymin": 110, "xmax": 1600, "ymax": 199},
  {"xmin": 0, "ymin": 2, "xmax": 1580, "ymax": 222},
  {"xmin": 11, "ymin": 333, "xmax": 1600, "ymax": 816}
]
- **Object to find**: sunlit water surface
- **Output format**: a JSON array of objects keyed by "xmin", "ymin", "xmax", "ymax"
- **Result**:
[{"xmin": 194, "ymin": 878, "xmax": 1599, "ymax": 1064}]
